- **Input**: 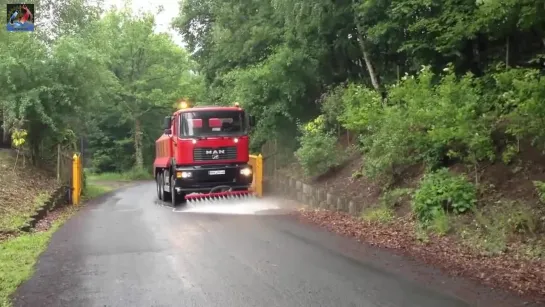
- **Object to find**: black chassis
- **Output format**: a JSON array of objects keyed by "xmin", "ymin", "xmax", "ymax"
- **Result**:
[{"xmin": 172, "ymin": 163, "xmax": 253, "ymax": 193}]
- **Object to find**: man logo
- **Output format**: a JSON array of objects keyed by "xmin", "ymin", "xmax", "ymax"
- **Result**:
[
  {"xmin": 205, "ymin": 149, "xmax": 225, "ymax": 155},
  {"xmin": 204, "ymin": 149, "xmax": 224, "ymax": 159}
]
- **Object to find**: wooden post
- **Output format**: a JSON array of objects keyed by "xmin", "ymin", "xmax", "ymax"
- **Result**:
[{"xmin": 57, "ymin": 144, "xmax": 61, "ymax": 183}]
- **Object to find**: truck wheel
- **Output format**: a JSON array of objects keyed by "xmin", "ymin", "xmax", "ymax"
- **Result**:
[
  {"xmin": 162, "ymin": 172, "xmax": 171, "ymax": 202},
  {"xmin": 156, "ymin": 172, "xmax": 162, "ymax": 200}
]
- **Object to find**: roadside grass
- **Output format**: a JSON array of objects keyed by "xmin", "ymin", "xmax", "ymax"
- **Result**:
[
  {"xmin": 0, "ymin": 176, "xmax": 124, "ymax": 307},
  {"xmin": 83, "ymin": 182, "xmax": 113, "ymax": 200},
  {"xmin": 85, "ymin": 167, "xmax": 151, "ymax": 182},
  {"xmin": 0, "ymin": 207, "xmax": 76, "ymax": 307},
  {"xmin": 0, "ymin": 166, "xmax": 130, "ymax": 306},
  {"xmin": 361, "ymin": 188, "xmax": 413, "ymax": 224},
  {"xmin": 361, "ymin": 206, "xmax": 395, "ymax": 224},
  {"xmin": 457, "ymin": 200, "xmax": 543, "ymax": 258}
]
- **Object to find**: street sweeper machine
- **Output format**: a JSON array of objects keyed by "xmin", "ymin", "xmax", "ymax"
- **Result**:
[{"xmin": 153, "ymin": 101, "xmax": 257, "ymax": 206}]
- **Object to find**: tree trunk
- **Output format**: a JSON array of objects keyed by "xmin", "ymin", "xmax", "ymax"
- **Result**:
[
  {"xmin": 134, "ymin": 118, "xmax": 144, "ymax": 169},
  {"xmin": 354, "ymin": 23, "xmax": 381, "ymax": 93}
]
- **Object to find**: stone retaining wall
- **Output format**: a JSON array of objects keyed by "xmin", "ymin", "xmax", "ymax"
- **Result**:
[{"xmin": 264, "ymin": 174, "xmax": 363, "ymax": 215}]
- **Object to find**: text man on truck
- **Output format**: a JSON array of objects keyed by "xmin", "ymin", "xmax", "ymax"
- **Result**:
[{"xmin": 153, "ymin": 101, "xmax": 256, "ymax": 206}]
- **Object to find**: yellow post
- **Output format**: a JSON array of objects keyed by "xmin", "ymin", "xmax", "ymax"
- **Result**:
[
  {"xmin": 72, "ymin": 153, "xmax": 81, "ymax": 205},
  {"xmin": 256, "ymin": 154, "xmax": 263, "ymax": 197},
  {"xmin": 248, "ymin": 154, "xmax": 263, "ymax": 197}
]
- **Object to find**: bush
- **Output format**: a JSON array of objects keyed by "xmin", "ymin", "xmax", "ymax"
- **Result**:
[
  {"xmin": 533, "ymin": 181, "xmax": 545, "ymax": 204},
  {"xmin": 361, "ymin": 206, "xmax": 395, "ymax": 224},
  {"xmin": 124, "ymin": 167, "xmax": 152, "ymax": 180},
  {"xmin": 492, "ymin": 68, "xmax": 545, "ymax": 149},
  {"xmin": 338, "ymin": 65, "xmax": 496, "ymax": 183},
  {"xmin": 295, "ymin": 115, "xmax": 342, "ymax": 177},
  {"xmin": 412, "ymin": 168, "xmax": 476, "ymax": 223},
  {"xmin": 337, "ymin": 84, "xmax": 383, "ymax": 133}
]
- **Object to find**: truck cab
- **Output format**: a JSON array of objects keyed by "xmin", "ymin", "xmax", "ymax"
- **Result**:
[{"xmin": 154, "ymin": 103, "xmax": 256, "ymax": 205}]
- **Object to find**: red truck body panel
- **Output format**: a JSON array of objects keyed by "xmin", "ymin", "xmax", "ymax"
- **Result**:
[
  {"xmin": 153, "ymin": 106, "xmax": 250, "ymax": 172},
  {"xmin": 154, "ymin": 134, "xmax": 173, "ymax": 169}
]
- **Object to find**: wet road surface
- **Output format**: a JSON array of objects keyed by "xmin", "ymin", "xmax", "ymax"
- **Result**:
[{"xmin": 13, "ymin": 182, "xmax": 535, "ymax": 307}]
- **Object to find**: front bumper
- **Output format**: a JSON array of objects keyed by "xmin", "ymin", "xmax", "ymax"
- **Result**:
[{"xmin": 173, "ymin": 164, "xmax": 253, "ymax": 192}]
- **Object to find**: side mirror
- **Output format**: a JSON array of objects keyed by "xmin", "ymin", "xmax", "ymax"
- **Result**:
[
  {"xmin": 163, "ymin": 116, "xmax": 172, "ymax": 135},
  {"xmin": 163, "ymin": 116, "xmax": 172, "ymax": 129},
  {"xmin": 249, "ymin": 115, "xmax": 256, "ymax": 127}
]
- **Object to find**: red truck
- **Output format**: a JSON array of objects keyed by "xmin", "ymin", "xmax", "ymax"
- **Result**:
[{"xmin": 154, "ymin": 102, "xmax": 256, "ymax": 206}]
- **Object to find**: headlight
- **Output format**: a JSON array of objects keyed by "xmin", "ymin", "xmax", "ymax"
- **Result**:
[
  {"xmin": 240, "ymin": 168, "xmax": 252, "ymax": 176},
  {"xmin": 177, "ymin": 171, "xmax": 192, "ymax": 178}
]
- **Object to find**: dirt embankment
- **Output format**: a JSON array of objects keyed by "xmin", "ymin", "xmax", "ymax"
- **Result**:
[
  {"xmin": 280, "ymin": 142, "xmax": 545, "ymax": 303},
  {"xmin": 0, "ymin": 149, "xmax": 59, "ymax": 241}
]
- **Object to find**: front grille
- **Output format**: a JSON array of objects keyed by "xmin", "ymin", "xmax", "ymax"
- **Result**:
[{"xmin": 193, "ymin": 146, "xmax": 237, "ymax": 161}]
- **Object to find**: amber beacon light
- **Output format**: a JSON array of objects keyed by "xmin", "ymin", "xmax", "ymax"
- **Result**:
[{"xmin": 179, "ymin": 100, "xmax": 189, "ymax": 109}]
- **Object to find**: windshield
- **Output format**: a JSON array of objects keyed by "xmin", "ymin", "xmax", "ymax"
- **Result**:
[{"xmin": 180, "ymin": 110, "xmax": 246, "ymax": 137}]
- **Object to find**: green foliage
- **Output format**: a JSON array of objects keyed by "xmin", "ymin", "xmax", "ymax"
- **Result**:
[
  {"xmin": 171, "ymin": 0, "xmax": 545, "ymax": 190},
  {"xmin": 123, "ymin": 167, "xmax": 153, "ymax": 180},
  {"xmin": 0, "ymin": 2, "xmax": 204, "ymax": 175},
  {"xmin": 337, "ymin": 84, "xmax": 383, "ymax": 133},
  {"xmin": 294, "ymin": 115, "xmax": 342, "ymax": 177},
  {"xmin": 492, "ymin": 69, "xmax": 545, "ymax": 149},
  {"xmin": 379, "ymin": 188, "xmax": 413, "ymax": 208},
  {"xmin": 533, "ymin": 181, "xmax": 545, "ymax": 204},
  {"xmin": 461, "ymin": 201, "xmax": 539, "ymax": 256},
  {"xmin": 86, "ymin": 167, "xmax": 151, "ymax": 182},
  {"xmin": 361, "ymin": 188, "xmax": 413, "ymax": 224},
  {"xmin": 427, "ymin": 209, "xmax": 450, "ymax": 236},
  {"xmin": 501, "ymin": 144, "xmax": 519, "ymax": 165},
  {"xmin": 412, "ymin": 168, "xmax": 477, "ymax": 224},
  {"xmin": 361, "ymin": 206, "xmax": 395, "ymax": 224},
  {"xmin": 320, "ymin": 85, "xmax": 346, "ymax": 128},
  {"xmin": 334, "ymin": 66, "xmax": 497, "ymax": 182}
]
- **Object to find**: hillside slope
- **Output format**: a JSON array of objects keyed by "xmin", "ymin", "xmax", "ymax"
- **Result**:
[
  {"xmin": 0, "ymin": 149, "xmax": 58, "ymax": 241},
  {"xmin": 279, "ymin": 142, "xmax": 545, "ymax": 301}
]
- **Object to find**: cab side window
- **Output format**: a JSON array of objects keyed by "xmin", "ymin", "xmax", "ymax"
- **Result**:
[{"xmin": 172, "ymin": 114, "xmax": 178, "ymax": 136}]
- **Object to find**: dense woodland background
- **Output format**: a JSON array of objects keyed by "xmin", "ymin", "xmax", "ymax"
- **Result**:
[
  {"xmin": 0, "ymin": 0, "xmax": 205, "ymax": 174},
  {"xmin": 2, "ymin": 0, "xmax": 545, "ymax": 240}
]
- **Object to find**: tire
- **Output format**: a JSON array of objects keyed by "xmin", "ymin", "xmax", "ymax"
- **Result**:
[
  {"xmin": 162, "ymin": 172, "xmax": 171, "ymax": 202},
  {"xmin": 156, "ymin": 172, "xmax": 162, "ymax": 200}
]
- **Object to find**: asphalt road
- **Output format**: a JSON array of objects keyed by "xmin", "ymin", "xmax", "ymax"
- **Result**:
[{"xmin": 13, "ymin": 182, "xmax": 536, "ymax": 307}]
